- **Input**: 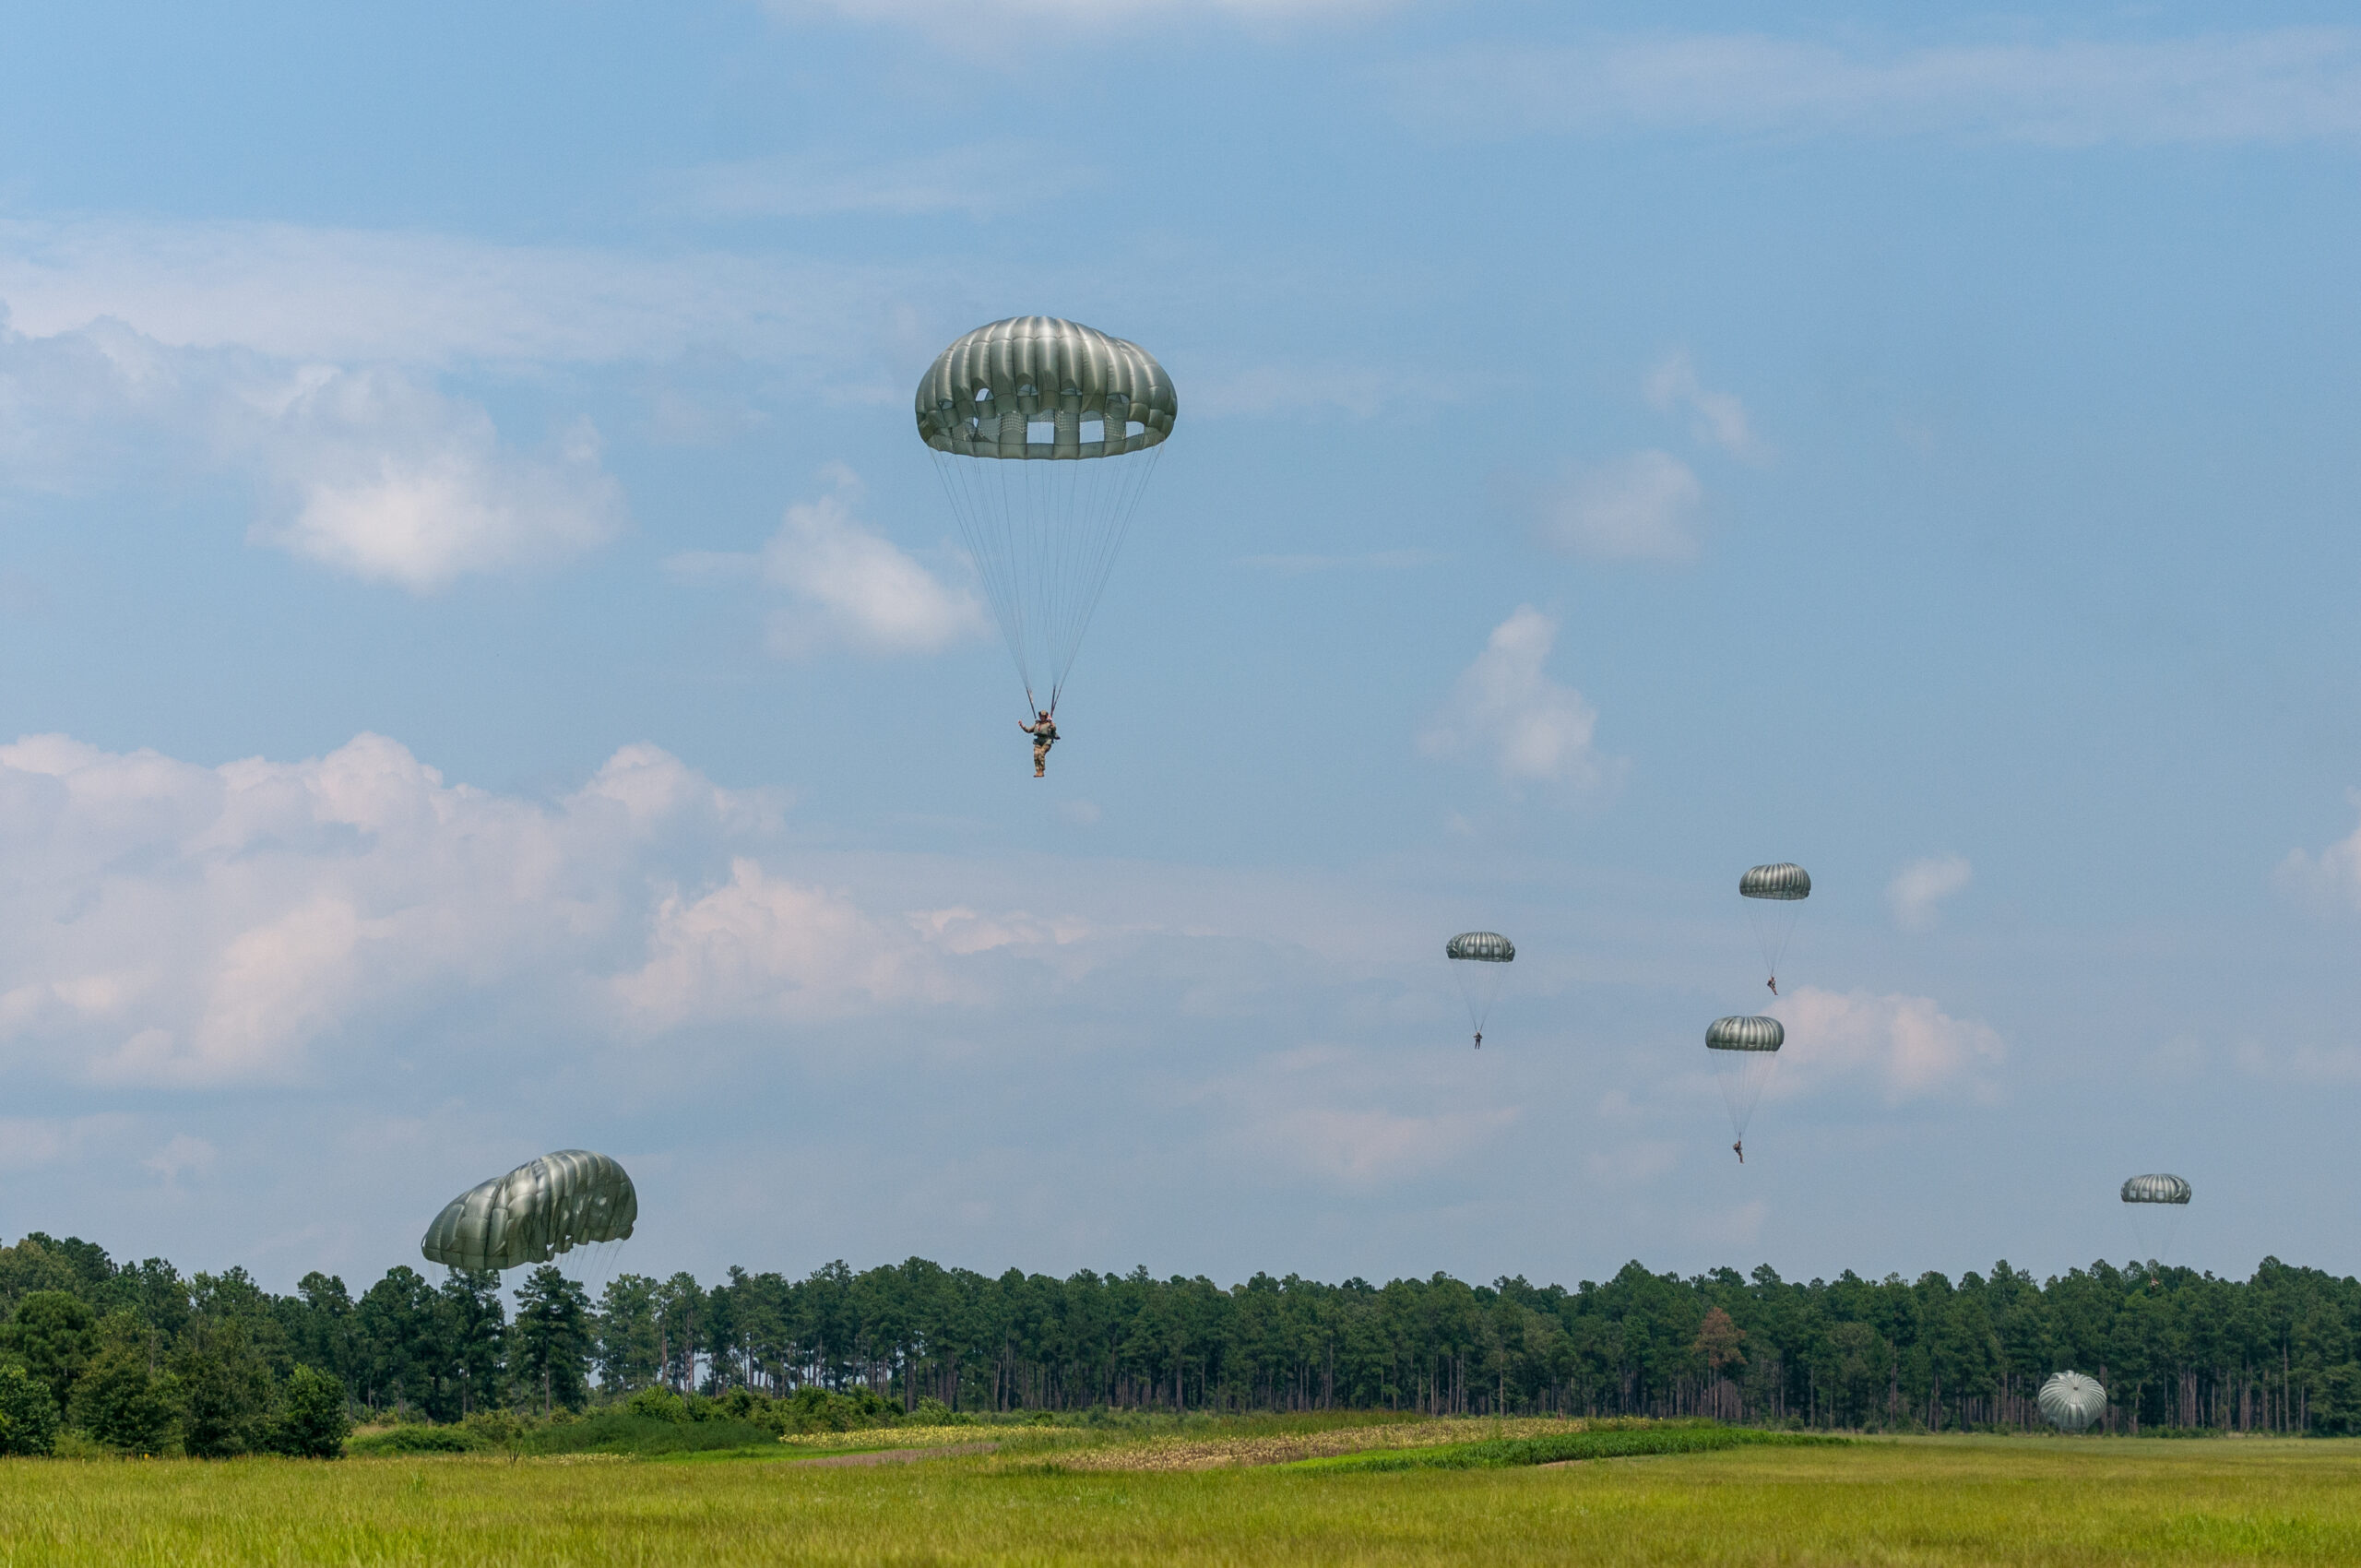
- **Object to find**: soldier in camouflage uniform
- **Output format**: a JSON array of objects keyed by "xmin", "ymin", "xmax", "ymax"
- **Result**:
[{"xmin": 1020, "ymin": 710, "xmax": 1059, "ymax": 778}]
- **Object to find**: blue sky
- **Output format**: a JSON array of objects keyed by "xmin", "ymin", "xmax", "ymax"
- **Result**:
[{"xmin": 3, "ymin": 0, "xmax": 2359, "ymax": 1295}]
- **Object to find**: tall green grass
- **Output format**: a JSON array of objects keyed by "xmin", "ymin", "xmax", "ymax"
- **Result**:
[
  {"xmin": 1292, "ymin": 1422, "xmax": 1844, "ymax": 1471},
  {"xmin": 5, "ymin": 1432, "xmax": 2361, "ymax": 1564}
]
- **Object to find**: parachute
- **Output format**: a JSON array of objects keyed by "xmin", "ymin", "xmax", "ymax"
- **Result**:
[
  {"xmin": 2121, "ymin": 1172, "xmax": 2192, "ymax": 1273},
  {"xmin": 2037, "ymin": 1371, "xmax": 2107, "ymax": 1432},
  {"xmin": 420, "ymin": 1150, "xmax": 637, "ymax": 1274},
  {"xmin": 1445, "ymin": 932, "xmax": 1514, "ymax": 1047},
  {"xmin": 915, "ymin": 316, "xmax": 1177, "ymax": 717},
  {"xmin": 1706, "ymin": 1015, "xmax": 1784, "ymax": 1144},
  {"xmin": 1739, "ymin": 862, "xmax": 1810, "ymax": 994}
]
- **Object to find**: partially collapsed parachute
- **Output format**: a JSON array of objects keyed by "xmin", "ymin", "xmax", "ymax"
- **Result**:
[
  {"xmin": 2038, "ymin": 1371, "xmax": 2107, "ymax": 1432},
  {"xmin": 420, "ymin": 1150, "xmax": 636, "ymax": 1273},
  {"xmin": 916, "ymin": 316, "xmax": 1177, "ymax": 715},
  {"xmin": 1739, "ymin": 862, "xmax": 1810, "ymax": 992},
  {"xmin": 2121, "ymin": 1173, "xmax": 2192, "ymax": 1205},
  {"xmin": 1446, "ymin": 932, "xmax": 1515, "ymax": 1045},
  {"xmin": 1707, "ymin": 1016, "xmax": 1785, "ymax": 1143}
]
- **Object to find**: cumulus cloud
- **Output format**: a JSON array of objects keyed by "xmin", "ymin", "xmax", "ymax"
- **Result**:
[
  {"xmin": 613, "ymin": 859, "xmax": 970, "ymax": 1029},
  {"xmin": 0, "ymin": 730, "xmax": 1086, "ymax": 1087},
  {"xmin": 2275, "ymin": 793, "xmax": 2361, "ymax": 910},
  {"xmin": 1775, "ymin": 986, "xmax": 2006, "ymax": 1103},
  {"xmin": 1518, "ymin": 451, "xmax": 1703, "ymax": 562},
  {"xmin": 1418, "ymin": 607, "xmax": 1620, "ymax": 796},
  {"xmin": 0, "ymin": 316, "xmax": 627, "ymax": 589},
  {"xmin": 1394, "ymin": 29, "xmax": 2361, "ymax": 146},
  {"xmin": 1206, "ymin": 1043, "xmax": 1516, "ymax": 1190},
  {"xmin": 1643, "ymin": 350, "xmax": 1767, "ymax": 460},
  {"xmin": 247, "ymin": 369, "xmax": 624, "ymax": 590},
  {"xmin": 731, "ymin": 466, "xmax": 987, "ymax": 656},
  {"xmin": 1887, "ymin": 854, "xmax": 1974, "ymax": 931}
]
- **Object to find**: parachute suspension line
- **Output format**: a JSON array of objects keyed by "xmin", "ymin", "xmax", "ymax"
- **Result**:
[
  {"xmin": 1049, "ymin": 441, "xmax": 1162, "ymax": 713},
  {"xmin": 928, "ymin": 442, "xmax": 1164, "ymax": 719},
  {"xmin": 930, "ymin": 446, "xmax": 1039, "ymax": 711}
]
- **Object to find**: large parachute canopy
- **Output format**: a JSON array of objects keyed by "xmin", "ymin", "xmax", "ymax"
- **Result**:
[
  {"xmin": 420, "ymin": 1150, "xmax": 636, "ymax": 1273},
  {"xmin": 915, "ymin": 316, "xmax": 1176, "ymax": 715},
  {"xmin": 1445, "ymin": 932, "xmax": 1515, "ymax": 1045},
  {"xmin": 1738, "ymin": 862, "xmax": 1810, "ymax": 991},
  {"xmin": 1706, "ymin": 1016, "xmax": 1785, "ymax": 1144},
  {"xmin": 2037, "ymin": 1371, "xmax": 2107, "ymax": 1432}
]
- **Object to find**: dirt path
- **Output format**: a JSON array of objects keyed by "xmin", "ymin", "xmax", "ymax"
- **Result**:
[{"xmin": 788, "ymin": 1442, "xmax": 1000, "ymax": 1467}]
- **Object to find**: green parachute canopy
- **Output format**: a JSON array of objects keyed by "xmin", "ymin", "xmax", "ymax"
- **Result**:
[
  {"xmin": 1444, "ymin": 931, "xmax": 1515, "ymax": 1044},
  {"xmin": 2121, "ymin": 1173, "xmax": 2192, "ymax": 1205},
  {"xmin": 2037, "ymin": 1371, "xmax": 2107, "ymax": 1432},
  {"xmin": 1706, "ymin": 1016, "xmax": 1785, "ymax": 1052},
  {"xmin": 420, "ymin": 1150, "xmax": 636, "ymax": 1273},
  {"xmin": 1706, "ymin": 1016, "xmax": 1785, "ymax": 1143},
  {"xmin": 1738, "ymin": 862, "xmax": 1809, "ymax": 992},
  {"xmin": 915, "ymin": 316, "xmax": 1176, "ymax": 715},
  {"xmin": 1445, "ymin": 932, "xmax": 1515, "ymax": 962},
  {"xmin": 1738, "ymin": 862, "xmax": 1811, "ymax": 900}
]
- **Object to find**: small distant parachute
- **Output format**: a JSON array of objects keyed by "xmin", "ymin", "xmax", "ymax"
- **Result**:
[
  {"xmin": 1739, "ymin": 862, "xmax": 1809, "ymax": 994},
  {"xmin": 1706, "ymin": 1016, "xmax": 1785, "ymax": 1145},
  {"xmin": 420, "ymin": 1150, "xmax": 637, "ymax": 1274},
  {"xmin": 2121, "ymin": 1172, "xmax": 2192, "ymax": 1271},
  {"xmin": 2121, "ymin": 1173, "xmax": 2191, "ymax": 1206},
  {"xmin": 2037, "ymin": 1371, "xmax": 2107, "ymax": 1432},
  {"xmin": 1445, "ymin": 932, "xmax": 1514, "ymax": 1048}
]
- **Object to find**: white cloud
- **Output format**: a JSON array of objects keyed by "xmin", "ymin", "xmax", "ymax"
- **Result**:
[
  {"xmin": 0, "ymin": 728, "xmax": 1163, "ymax": 1089},
  {"xmin": 741, "ymin": 466, "xmax": 989, "ymax": 656},
  {"xmin": 1886, "ymin": 854, "xmax": 1974, "ymax": 931},
  {"xmin": 1519, "ymin": 451, "xmax": 1703, "ymax": 562},
  {"xmin": 1259, "ymin": 1105, "xmax": 1516, "ymax": 1188},
  {"xmin": 1775, "ymin": 986, "xmax": 2006, "ymax": 1104},
  {"xmin": 143, "ymin": 1133, "xmax": 218, "ymax": 1188},
  {"xmin": 248, "ymin": 370, "xmax": 625, "ymax": 591},
  {"xmin": 0, "ymin": 216, "xmax": 905, "ymax": 369},
  {"xmin": 612, "ymin": 859, "xmax": 969, "ymax": 1030},
  {"xmin": 1418, "ymin": 607, "xmax": 1621, "ymax": 796},
  {"xmin": 1395, "ymin": 29, "xmax": 2361, "ymax": 145},
  {"xmin": 677, "ymin": 143, "xmax": 1090, "ymax": 220},
  {"xmin": 1643, "ymin": 350, "xmax": 1767, "ymax": 460},
  {"xmin": 0, "ymin": 317, "xmax": 628, "ymax": 589},
  {"xmin": 2276, "ymin": 794, "xmax": 2361, "ymax": 910}
]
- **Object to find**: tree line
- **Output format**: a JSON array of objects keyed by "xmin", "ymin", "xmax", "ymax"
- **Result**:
[{"xmin": 6, "ymin": 1230, "xmax": 2360, "ymax": 1452}]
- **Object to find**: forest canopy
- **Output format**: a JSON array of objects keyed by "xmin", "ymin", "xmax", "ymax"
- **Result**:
[{"xmin": 2, "ymin": 1233, "xmax": 2355, "ymax": 1449}]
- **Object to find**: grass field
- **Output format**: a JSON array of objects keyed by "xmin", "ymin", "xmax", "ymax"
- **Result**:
[{"xmin": 5, "ymin": 1420, "xmax": 2360, "ymax": 1565}]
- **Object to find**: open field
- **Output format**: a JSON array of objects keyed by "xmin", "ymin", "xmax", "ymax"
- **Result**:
[{"xmin": 5, "ymin": 1425, "xmax": 2361, "ymax": 1566}]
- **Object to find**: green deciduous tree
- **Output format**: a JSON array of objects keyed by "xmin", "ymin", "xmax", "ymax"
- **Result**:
[{"xmin": 0, "ymin": 1362, "xmax": 60, "ymax": 1455}]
